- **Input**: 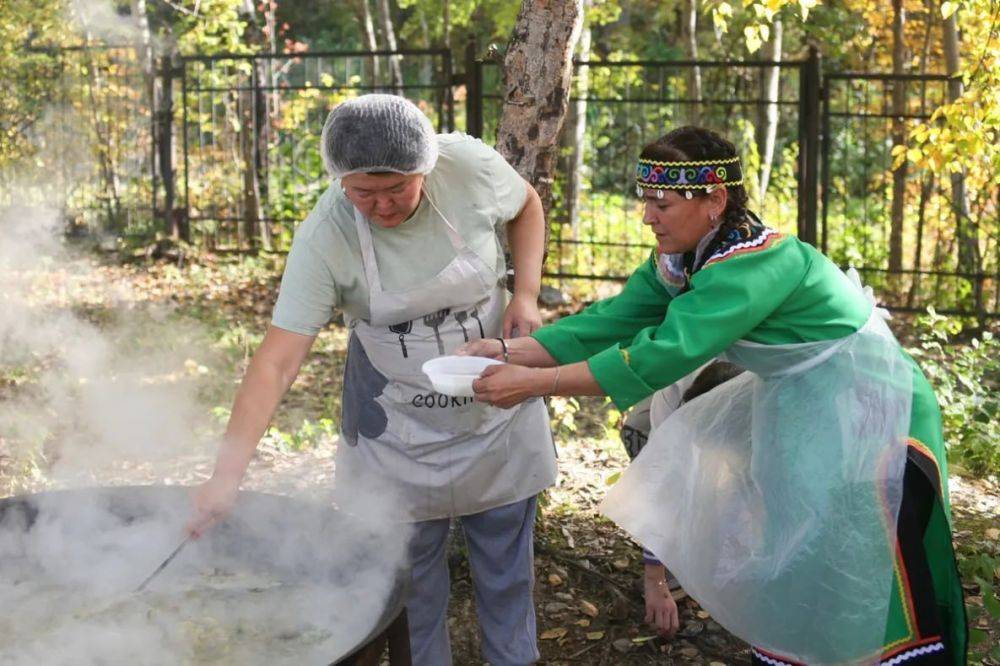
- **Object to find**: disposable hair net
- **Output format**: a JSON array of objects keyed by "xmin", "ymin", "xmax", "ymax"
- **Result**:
[
  {"xmin": 601, "ymin": 269, "xmax": 911, "ymax": 664},
  {"xmin": 321, "ymin": 94, "xmax": 438, "ymax": 179}
]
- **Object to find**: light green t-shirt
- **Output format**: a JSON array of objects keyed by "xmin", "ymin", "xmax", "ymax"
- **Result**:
[{"xmin": 271, "ymin": 133, "xmax": 528, "ymax": 334}]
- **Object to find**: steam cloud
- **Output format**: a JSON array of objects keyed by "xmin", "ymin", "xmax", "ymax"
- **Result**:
[{"xmin": 0, "ymin": 2, "xmax": 414, "ymax": 662}]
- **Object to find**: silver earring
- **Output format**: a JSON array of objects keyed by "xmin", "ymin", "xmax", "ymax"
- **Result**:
[
  {"xmin": 684, "ymin": 191, "xmax": 693, "ymax": 200},
  {"xmin": 656, "ymin": 190, "xmax": 664, "ymax": 199},
  {"xmin": 636, "ymin": 185, "xmax": 643, "ymax": 197}
]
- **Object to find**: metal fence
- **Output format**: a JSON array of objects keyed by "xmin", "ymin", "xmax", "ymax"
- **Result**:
[
  {"xmin": 158, "ymin": 49, "xmax": 454, "ymax": 249},
  {"xmin": 822, "ymin": 72, "xmax": 998, "ymax": 317},
  {"xmin": 472, "ymin": 52, "xmax": 820, "ymax": 282},
  {"xmin": 1, "ymin": 45, "xmax": 155, "ymax": 236},
  {"xmin": 15, "ymin": 44, "xmax": 995, "ymax": 317}
]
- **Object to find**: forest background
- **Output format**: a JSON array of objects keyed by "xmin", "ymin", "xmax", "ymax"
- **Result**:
[{"xmin": 0, "ymin": 0, "xmax": 998, "ymax": 661}]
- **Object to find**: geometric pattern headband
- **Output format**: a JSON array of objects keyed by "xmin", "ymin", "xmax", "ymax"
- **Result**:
[{"xmin": 635, "ymin": 156, "xmax": 744, "ymax": 199}]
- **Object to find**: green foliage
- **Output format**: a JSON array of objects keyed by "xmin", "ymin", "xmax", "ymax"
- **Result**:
[
  {"xmin": 3, "ymin": 0, "xmax": 996, "ymax": 316},
  {"xmin": 956, "ymin": 520, "xmax": 1000, "ymax": 663},
  {"xmin": 707, "ymin": 0, "xmax": 817, "ymax": 53},
  {"xmin": 176, "ymin": 0, "xmax": 252, "ymax": 56},
  {"xmin": 908, "ymin": 308, "xmax": 1000, "ymax": 477},
  {"xmin": 892, "ymin": 1, "xmax": 999, "ymax": 194},
  {"xmin": 263, "ymin": 418, "xmax": 337, "ymax": 452},
  {"xmin": 549, "ymin": 396, "xmax": 582, "ymax": 437},
  {"xmin": 0, "ymin": 0, "xmax": 71, "ymax": 167}
]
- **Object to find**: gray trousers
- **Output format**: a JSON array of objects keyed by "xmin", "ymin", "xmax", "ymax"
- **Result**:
[{"xmin": 405, "ymin": 495, "xmax": 539, "ymax": 666}]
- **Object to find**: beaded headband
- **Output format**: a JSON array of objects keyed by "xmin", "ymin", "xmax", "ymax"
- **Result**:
[{"xmin": 635, "ymin": 156, "xmax": 743, "ymax": 200}]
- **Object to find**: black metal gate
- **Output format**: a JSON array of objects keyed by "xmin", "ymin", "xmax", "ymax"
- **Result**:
[
  {"xmin": 821, "ymin": 72, "xmax": 997, "ymax": 317},
  {"xmin": 145, "ymin": 46, "xmax": 994, "ymax": 317},
  {"xmin": 470, "ymin": 50, "xmax": 821, "ymax": 282},
  {"xmin": 156, "ymin": 49, "xmax": 454, "ymax": 250}
]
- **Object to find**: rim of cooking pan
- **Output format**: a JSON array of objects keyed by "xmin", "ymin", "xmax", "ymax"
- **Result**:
[{"xmin": 0, "ymin": 485, "xmax": 411, "ymax": 664}]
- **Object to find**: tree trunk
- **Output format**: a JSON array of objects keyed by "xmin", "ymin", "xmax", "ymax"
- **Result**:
[
  {"xmin": 259, "ymin": 3, "xmax": 279, "ymax": 250},
  {"xmin": 81, "ymin": 37, "xmax": 122, "ymax": 230},
  {"xmin": 443, "ymin": 0, "xmax": 451, "ymax": 52},
  {"xmin": 496, "ymin": 0, "xmax": 584, "ymax": 223},
  {"xmin": 889, "ymin": 0, "xmax": 907, "ymax": 277},
  {"xmin": 907, "ymin": 173, "xmax": 934, "ymax": 307},
  {"xmin": 942, "ymin": 8, "xmax": 982, "ymax": 304},
  {"xmin": 130, "ymin": 0, "xmax": 154, "ymax": 77},
  {"xmin": 418, "ymin": 7, "xmax": 433, "ymax": 84},
  {"xmin": 757, "ymin": 18, "xmax": 782, "ymax": 199},
  {"xmin": 565, "ymin": 0, "xmax": 591, "ymax": 234},
  {"xmin": 356, "ymin": 0, "xmax": 380, "ymax": 83},
  {"xmin": 377, "ymin": 0, "xmax": 403, "ymax": 92},
  {"xmin": 907, "ymin": 2, "xmax": 936, "ymax": 307},
  {"xmin": 682, "ymin": 0, "xmax": 702, "ymax": 123},
  {"xmin": 239, "ymin": 0, "xmax": 270, "ymax": 250},
  {"xmin": 130, "ymin": 0, "xmax": 157, "ymax": 232}
]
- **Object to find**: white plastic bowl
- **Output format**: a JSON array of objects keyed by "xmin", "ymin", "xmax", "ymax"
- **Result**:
[{"xmin": 421, "ymin": 355, "xmax": 503, "ymax": 397}]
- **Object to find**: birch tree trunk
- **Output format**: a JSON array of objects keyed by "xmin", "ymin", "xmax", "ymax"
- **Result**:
[
  {"xmin": 131, "ymin": 0, "xmax": 157, "ymax": 232},
  {"xmin": 757, "ymin": 18, "xmax": 782, "ymax": 199},
  {"xmin": 682, "ymin": 0, "xmax": 702, "ymax": 123},
  {"xmin": 130, "ymin": 0, "xmax": 154, "ymax": 77},
  {"xmin": 357, "ymin": 0, "xmax": 380, "ymax": 83},
  {"xmin": 565, "ymin": 0, "xmax": 591, "ymax": 234},
  {"xmin": 889, "ymin": 0, "xmax": 907, "ymax": 276},
  {"xmin": 496, "ymin": 0, "xmax": 583, "ymax": 223},
  {"xmin": 418, "ymin": 8, "xmax": 432, "ymax": 84},
  {"xmin": 377, "ymin": 0, "xmax": 403, "ymax": 92}
]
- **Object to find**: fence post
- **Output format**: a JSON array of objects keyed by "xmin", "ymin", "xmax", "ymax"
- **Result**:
[
  {"xmin": 465, "ymin": 40, "xmax": 483, "ymax": 139},
  {"xmin": 179, "ymin": 57, "xmax": 192, "ymax": 244},
  {"xmin": 820, "ymin": 73, "xmax": 831, "ymax": 254},
  {"xmin": 443, "ymin": 50, "xmax": 455, "ymax": 133},
  {"xmin": 798, "ymin": 46, "xmax": 821, "ymax": 246},
  {"xmin": 156, "ymin": 56, "xmax": 176, "ymax": 239}
]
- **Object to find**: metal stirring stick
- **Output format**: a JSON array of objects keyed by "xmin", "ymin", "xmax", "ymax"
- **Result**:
[{"xmin": 134, "ymin": 537, "xmax": 191, "ymax": 593}]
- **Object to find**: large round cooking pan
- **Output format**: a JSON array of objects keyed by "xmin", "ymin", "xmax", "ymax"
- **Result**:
[{"xmin": 0, "ymin": 485, "xmax": 409, "ymax": 665}]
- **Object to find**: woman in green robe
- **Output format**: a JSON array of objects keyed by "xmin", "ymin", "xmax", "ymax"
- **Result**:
[{"xmin": 460, "ymin": 126, "xmax": 966, "ymax": 665}]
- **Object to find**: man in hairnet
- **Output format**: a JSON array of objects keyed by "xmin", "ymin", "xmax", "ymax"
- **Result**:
[{"xmin": 187, "ymin": 94, "xmax": 557, "ymax": 665}]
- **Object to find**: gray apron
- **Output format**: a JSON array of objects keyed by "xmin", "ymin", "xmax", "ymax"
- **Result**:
[{"xmin": 335, "ymin": 191, "xmax": 557, "ymax": 522}]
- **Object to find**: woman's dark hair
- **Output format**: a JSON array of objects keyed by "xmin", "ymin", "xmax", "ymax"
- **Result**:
[
  {"xmin": 681, "ymin": 361, "xmax": 745, "ymax": 404},
  {"xmin": 640, "ymin": 126, "xmax": 755, "ymax": 267}
]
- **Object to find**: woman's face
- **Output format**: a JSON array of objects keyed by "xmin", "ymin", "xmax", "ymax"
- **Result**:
[
  {"xmin": 341, "ymin": 173, "xmax": 425, "ymax": 228},
  {"xmin": 641, "ymin": 188, "xmax": 727, "ymax": 254}
]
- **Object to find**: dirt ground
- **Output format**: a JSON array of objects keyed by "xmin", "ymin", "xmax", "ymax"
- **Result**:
[{"xmin": 2, "ymin": 252, "xmax": 997, "ymax": 664}]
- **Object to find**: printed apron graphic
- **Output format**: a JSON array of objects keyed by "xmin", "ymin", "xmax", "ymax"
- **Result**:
[
  {"xmin": 388, "ymin": 320, "xmax": 412, "ymax": 358},
  {"xmin": 454, "ymin": 310, "xmax": 470, "ymax": 342},
  {"xmin": 423, "ymin": 308, "xmax": 451, "ymax": 354},
  {"xmin": 469, "ymin": 305, "xmax": 486, "ymax": 338},
  {"xmin": 341, "ymin": 334, "xmax": 389, "ymax": 445}
]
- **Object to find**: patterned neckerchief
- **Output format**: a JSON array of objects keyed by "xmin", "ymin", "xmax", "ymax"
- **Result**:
[{"xmin": 655, "ymin": 225, "xmax": 722, "ymax": 294}]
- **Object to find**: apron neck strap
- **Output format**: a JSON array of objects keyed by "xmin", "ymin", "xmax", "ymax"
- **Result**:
[{"xmin": 353, "ymin": 187, "xmax": 472, "ymax": 298}]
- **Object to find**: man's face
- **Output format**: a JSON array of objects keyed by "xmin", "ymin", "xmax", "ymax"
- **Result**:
[{"xmin": 341, "ymin": 173, "xmax": 424, "ymax": 228}]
